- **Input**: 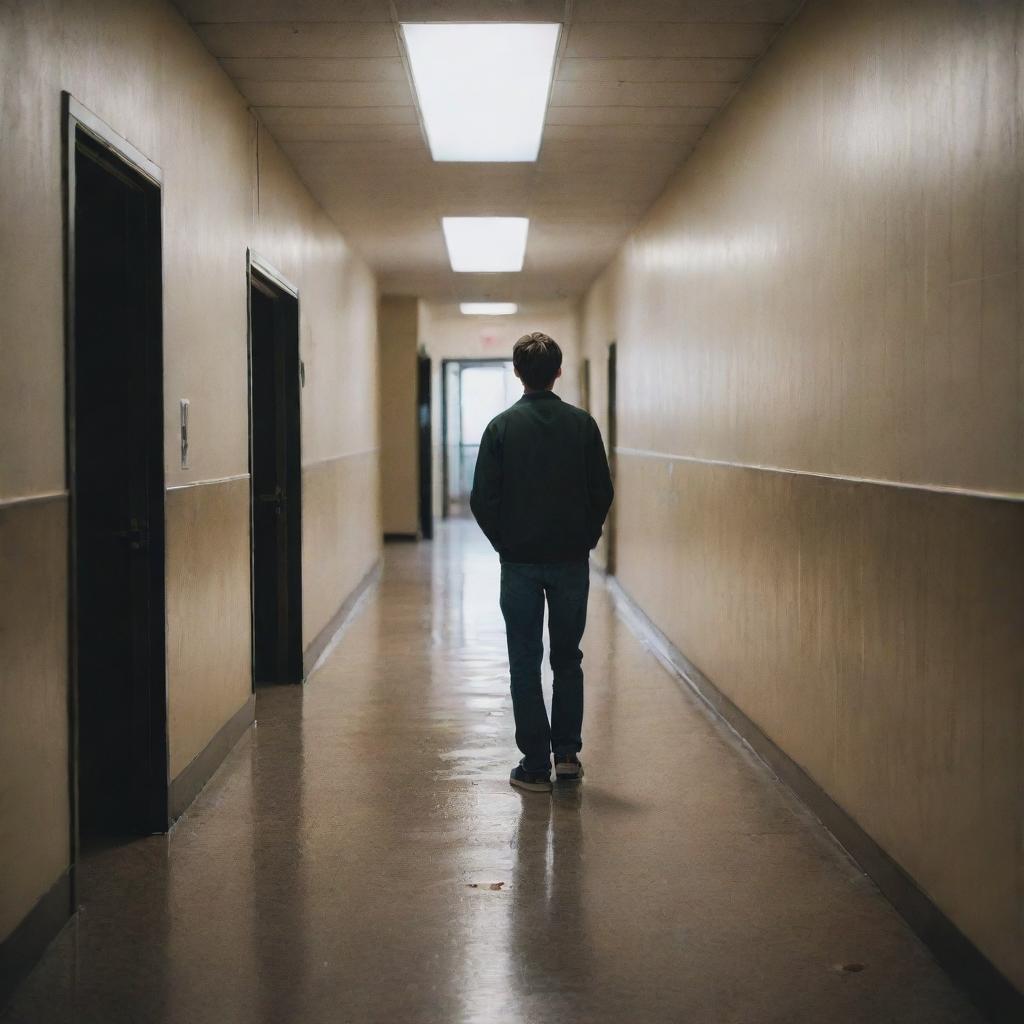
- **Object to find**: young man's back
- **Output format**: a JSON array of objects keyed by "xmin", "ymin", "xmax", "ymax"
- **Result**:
[
  {"xmin": 471, "ymin": 391, "xmax": 611, "ymax": 564},
  {"xmin": 470, "ymin": 332, "xmax": 613, "ymax": 793}
]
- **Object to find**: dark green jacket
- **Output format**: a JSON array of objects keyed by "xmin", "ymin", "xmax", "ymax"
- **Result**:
[{"xmin": 470, "ymin": 391, "xmax": 614, "ymax": 564}]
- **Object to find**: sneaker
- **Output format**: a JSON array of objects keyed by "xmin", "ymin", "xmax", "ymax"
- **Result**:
[
  {"xmin": 554, "ymin": 753, "xmax": 584, "ymax": 781},
  {"xmin": 510, "ymin": 763, "xmax": 552, "ymax": 793}
]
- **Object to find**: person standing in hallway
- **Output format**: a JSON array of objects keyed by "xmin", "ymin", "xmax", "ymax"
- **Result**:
[{"xmin": 470, "ymin": 332, "xmax": 614, "ymax": 793}]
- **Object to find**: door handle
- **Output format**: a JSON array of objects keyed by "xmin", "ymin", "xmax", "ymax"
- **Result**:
[
  {"xmin": 256, "ymin": 487, "xmax": 286, "ymax": 515},
  {"xmin": 114, "ymin": 518, "xmax": 149, "ymax": 551}
]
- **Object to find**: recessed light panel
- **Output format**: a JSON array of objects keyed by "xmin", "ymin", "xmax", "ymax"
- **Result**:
[
  {"xmin": 442, "ymin": 217, "xmax": 529, "ymax": 273},
  {"xmin": 402, "ymin": 23, "xmax": 560, "ymax": 162},
  {"xmin": 460, "ymin": 303, "xmax": 518, "ymax": 315}
]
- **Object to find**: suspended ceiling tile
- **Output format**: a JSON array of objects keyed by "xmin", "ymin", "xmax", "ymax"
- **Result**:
[
  {"xmin": 572, "ymin": 0, "xmax": 799, "ymax": 22},
  {"xmin": 537, "ymin": 144, "xmax": 686, "ymax": 171},
  {"xmin": 192, "ymin": 22, "xmax": 399, "ymax": 58},
  {"xmin": 394, "ymin": 0, "xmax": 566, "ymax": 20},
  {"xmin": 556, "ymin": 57, "xmax": 755, "ymax": 83},
  {"xmin": 217, "ymin": 57, "xmax": 409, "ymax": 81},
  {"xmin": 529, "ymin": 222, "xmax": 634, "ymax": 249},
  {"xmin": 549, "ymin": 81, "xmax": 737, "ymax": 107},
  {"xmin": 543, "ymin": 123, "xmax": 706, "ymax": 144},
  {"xmin": 564, "ymin": 22, "xmax": 780, "ymax": 58},
  {"xmin": 530, "ymin": 178, "xmax": 666, "ymax": 203},
  {"xmin": 279, "ymin": 137, "xmax": 426, "ymax": 155},
  {"xmin": 255, "ymin": 106, "xmax": 419, "ymax": 126},
  {"xmin": 278, "ymin": 143, "xmax": 429, "ymax": 168},
  {"xmin": 232, "ymin": 79, "xmax": 413, "ymax": 106},
  {"xmin": 527, "ymin": 200, "xmax": 649, "ymax": 218},
  {"xmin": 267, "ymin": 123, "xmax": 424, "ymax": 142},
  {"xmin": 177, "ymin": 1, "xmax": 392, "ymax": 21},
  {"xmin": 545, "ymin": 105, "xmax": 718, "ymax": 126}
]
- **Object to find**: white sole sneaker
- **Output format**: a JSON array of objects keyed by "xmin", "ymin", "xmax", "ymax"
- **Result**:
[{"xmin": 510, "ymin": 768, "xmax": 553, "ymax": 792}]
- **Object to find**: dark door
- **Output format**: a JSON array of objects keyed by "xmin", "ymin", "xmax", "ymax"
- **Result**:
[
  {"xmin": 579, "ymin": 357, "xmax": 591, "ymax": 413},
  {"xmin": 249, "ymin": 268, "xmax": 303, "ymax": 685},
  {"xmin": 606, "ymin": 342, "xmax": 617, "ymax": 575},
  {"xmin": 71, "ymin": 128, "xmax": 167, "ymax": 837},
  {"xmin": 441, "ymin": 360, "xmax": 460, "ymax": 519},
  {"xmin": 417, "ymin": 353, "xmax": 433, "ymax": 539}
]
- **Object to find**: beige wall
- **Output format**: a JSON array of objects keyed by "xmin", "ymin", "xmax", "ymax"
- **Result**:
[
  {"xmin": 254, "ymin": 136, "xmax": 381, "ymax": 648},
  {"xmin": 0, "ymin": 499, "xmax": 69, "ymax": 950},
  {"xmin": 0, "ymin": 0, "xmax": 380, "ymax": 942},
  {"xmin": 420, "ymin": 303, "xmax": 581, "ymax": 521},
  {"xmin": 378, "ymin": 296, "xmax": 420, "ymax": 537},
  {"xmin": 581, "ymin": 0, "xmax": 1022, "ymax": 990}
]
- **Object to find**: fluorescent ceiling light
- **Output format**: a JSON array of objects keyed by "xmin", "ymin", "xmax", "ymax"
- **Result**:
[
  {"xmin": 442, "ymin": 217, "xmax": 529, "ymax": 272},
  {"xmin": 460, "ymin": 302, "xmax": 518, "ymax": 316},
  {"xmin": 402, "ymin": 23, "xmax": 560, "ymax": 162}
]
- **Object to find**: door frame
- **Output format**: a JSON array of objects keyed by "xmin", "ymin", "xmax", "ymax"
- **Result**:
[
  {"xmin": 416, "ymin": 351, "xmax": 433, "ymax": 540},
  {"xmin": 606, "ymin": 341, "xmax": 618, "ymax": 575},
  {"xmin": 245, "ymin": 250, "xmax": 304, "ymax": 685},
  {"xmin": 62, "ymin": 91, "xmax": 169, "ymax": 874}
]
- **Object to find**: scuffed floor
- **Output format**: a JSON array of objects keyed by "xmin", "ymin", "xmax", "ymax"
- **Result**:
[{"xmin": 3, "ymin": 520, "xmax": 982, "ymax": 1023}]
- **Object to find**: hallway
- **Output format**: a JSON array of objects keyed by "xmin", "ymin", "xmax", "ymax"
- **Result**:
[{"xmin": 3, "ymin": 521, "xmax": 981, "ymax": 1024}]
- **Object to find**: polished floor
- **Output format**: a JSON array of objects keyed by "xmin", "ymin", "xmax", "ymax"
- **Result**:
[{"xmin": 4, "ymin": 521, "xmax": 982, "ymax": 1024}]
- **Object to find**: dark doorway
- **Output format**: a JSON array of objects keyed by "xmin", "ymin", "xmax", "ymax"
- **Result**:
[
  {"xmin": 248, "ymin": 258, "xmax": 303, "ymax": 685},
  {"xmin": 66, "ymin": 99, "xmax": 168, "ymax": 839},
  {"xmin": 579, "ymin": 357, "xmax": 591, "ymax": 413},
  {"xmin": 441, "ymin": 360, "xmax": 460, "ymax": 519},
  {"xmin": 417, "ymin": 351, "xmax": 433, "ymax": 539},
  {"xmin": 606, "ymin": 342, "xmax": 618, "ymax": 575}
]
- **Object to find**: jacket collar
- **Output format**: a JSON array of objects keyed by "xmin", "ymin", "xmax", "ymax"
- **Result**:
[{"xmin": 519, "ymin": 390, "xmax": 560, "ymax": 402}]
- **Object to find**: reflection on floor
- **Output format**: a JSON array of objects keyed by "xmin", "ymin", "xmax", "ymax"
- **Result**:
[{"xmin": 3, "ymin": 520, "xmax": 982, "ymax": 1023}]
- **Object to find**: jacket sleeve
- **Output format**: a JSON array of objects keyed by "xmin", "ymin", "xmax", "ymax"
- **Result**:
[
  {"xmin": 585, "ymin": 416, "xmax": 614, "ymax": 548},
  {"xmin": 470, "ymin": 421, "xmax": 503, "ymax": 553}
]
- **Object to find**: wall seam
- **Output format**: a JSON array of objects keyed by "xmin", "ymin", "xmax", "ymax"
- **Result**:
[
  {"xmin": 0, "ymin": 491, "xmax": 68, "ymax": 510},
  {"xmin": 615, "ymin": 447, "xmax": 1023, "ymax": 503},
  {"xmin": 166, "ymin": 473, "xmax": 249, "ymax": 492},
  {"xmin": 302, "ymin": 447, "xmax": 380, "ymax": 469}
]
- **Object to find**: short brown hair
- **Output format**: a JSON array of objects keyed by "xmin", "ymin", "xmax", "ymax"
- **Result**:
[{"xmin": 512, "ymin": 332, "xmax": 562, "ymax": 390}]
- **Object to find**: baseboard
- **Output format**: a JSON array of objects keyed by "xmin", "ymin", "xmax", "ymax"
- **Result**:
[
  {"xmin": 0, "ymin": 868, "xmax": 73, "ymax": 1010},
  {"xmin": 383, "ymin": 532, "xmax": 418, "ymax": 542},
  {"xmin": 606, "ymin": 575, "xmax": 1024, "ymax": 1024},
  {"xmin": 302, "ymin": 559, "xmax": 381, "ymax": 677},
  {"xmin": 168, "ymin": 694, "xmax": 256, "ymax": 822}
]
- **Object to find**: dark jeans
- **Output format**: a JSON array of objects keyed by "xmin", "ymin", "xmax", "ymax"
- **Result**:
[{"xmin": 499, "ymin": 560, "xmax": 590, "ymax": 773}]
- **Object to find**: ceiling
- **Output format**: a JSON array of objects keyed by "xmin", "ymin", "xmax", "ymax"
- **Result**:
[{"xmin": 174, "ymin": 1, "xmax": 802, "ymax": 304}]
